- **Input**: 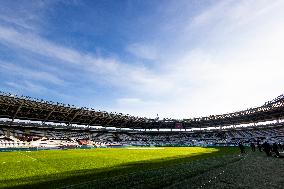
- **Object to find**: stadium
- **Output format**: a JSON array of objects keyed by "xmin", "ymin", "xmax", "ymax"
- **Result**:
[
  {"xmin": 0, "ymin": 91, "xmax": 284, "ymax": 188},
  {"xmin": 1, "ymin": 1, "xmax": 284, "ymax": 189}
]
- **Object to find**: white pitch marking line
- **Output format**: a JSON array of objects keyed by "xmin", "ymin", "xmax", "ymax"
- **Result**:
[
  {"xmin": 127, "ymin": 147, "xmax": 165, "ymax": 150},
  {"xmin": 18, "ymin": 151, "xmax": 37, "ymax": 161},
  {"xmin": 198, "ymin": 156, "xmax": 246, "ymax": 188}
]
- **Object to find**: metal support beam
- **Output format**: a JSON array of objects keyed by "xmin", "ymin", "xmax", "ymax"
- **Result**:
[
  {"xmin": 44, "ymin": 108, "xmax": 56, "ymax": 122},
  {"xmin": 68, "ymin": 109, "xmax": 83, "ymax": 125},
  {"xmin": 63, "ymin": 108, "xmax": 76, "ymax": 121},
  {"xmin": 12, "ymin": 101, "xmax": 24, "ymax": 121},
  {"xmin": 88, "ymin": 114, "xmax": 100, "ymax": 125}
]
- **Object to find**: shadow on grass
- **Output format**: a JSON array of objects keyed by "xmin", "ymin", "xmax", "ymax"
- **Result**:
[{"xmin": 2, "ymin": 147, "xmax": 239, "ymax": 189}]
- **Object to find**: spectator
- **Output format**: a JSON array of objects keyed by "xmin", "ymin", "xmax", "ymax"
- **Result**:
[
  {"xmin": 278, "ymin": 143, "xmax": 283, "ymax": 151},
  {"xmin": 250, "ymin": 142, "xmax": 256, "ymax": 152},
  {"xmin": 262, "ymin": 141, "xmax": 271, "ymax": 156},
  {"xmin": 272, "ymin": 143, "xmax": 280, "ymax": 157},
  {"xmin": 257, "ymin": 141, "xmax": 262, "ymax": 152},
  {"xmin": 239, "ymin": 142, "xmax": 245, "ymax": 154}
]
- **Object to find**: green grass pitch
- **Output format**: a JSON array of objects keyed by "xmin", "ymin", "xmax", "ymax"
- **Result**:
[{"xmin": 0, "ymin": 147, "xmax": 239, "ymax": 188}]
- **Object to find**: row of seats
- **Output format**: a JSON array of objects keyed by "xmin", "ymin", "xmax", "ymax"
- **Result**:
[{"xmin": 1, "ymin": 124, "xmax": 284, "ymax": 148}]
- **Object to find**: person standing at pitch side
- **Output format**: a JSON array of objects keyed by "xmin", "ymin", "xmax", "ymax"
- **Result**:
[{"xmin": 239, "ymin": 142, "xmax": 245, "ymax": 154}]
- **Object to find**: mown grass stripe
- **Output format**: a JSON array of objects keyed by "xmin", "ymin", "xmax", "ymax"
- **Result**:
[{"xmin": 0, "ymin": 147, "xmax": 238, "ymax": 189}]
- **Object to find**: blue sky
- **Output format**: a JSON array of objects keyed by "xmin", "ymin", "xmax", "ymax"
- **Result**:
[{"xmin": 1, "ymin": 0, "xmax": 284, "ymax": 118}]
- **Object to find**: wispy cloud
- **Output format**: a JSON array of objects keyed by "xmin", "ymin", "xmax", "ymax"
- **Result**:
[
  {"xmin": 113, "ymin": 0, "xmax": 284, "ymax": 117},
  {"xmin": 0, "ymin": 25, "xmax": 166, "ymax": 96},
  {"xmin": 126, "ymin": 43, "xmax": 158, "ymax": 60},
  {"xmin": 1, "ymin": 0, "xmax": 284, "ymax": 119},
  {"xmin": 6, "ymin": 80, "xmax": 47, "ymax": 93},
  {"xmin": 0, "ymin": 61, "xmax": 64, "ymax": 85},
  {"xmin": 117, "ymin": 97, "xmax": 143, "ymax": 106},
  {"xmin": 188, "ymin": 0, "xmax": 284, "ymax": 39},
  {"xmin": 0, "ymin": 26, "xmax": 83, "ymax": 65}
]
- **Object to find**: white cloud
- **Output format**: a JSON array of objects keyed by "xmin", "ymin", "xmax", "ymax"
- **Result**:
[
  {"xmin": 5, "ymin": 80, "xmax": 72, "ymax": 100},
  {"xmin": 0, "ymin": 61, "xmax": 64, "ymax": 85},
  {"xmin": 1, "ymin": 0, "xmax": 284, "ymax": 119},
  {"xmin": 117, "ymin": 98, "xmax": 143, "ymax": 106},
  {"xmin": 0, "ymin": 26, "xmax": 83, "ymax": 65},
  {"xmin": 111, "ymin": 1, "xmax": 284, "ymax": 118},
  {"xmin": 6, "ymin": 80, "xmax": 46, "ymax": 93},
  {"xmin": 0, "ymin": 25, "xmax": 172, "ymax": 98},
  {"xmin": 126, "ymin": 43, "xmax": 158, "ymax": 60},
  {"xmin": 190, "ymin": 0, "xmax": 283, "ymax": 31},
  {"xmin": 114, "ymin": 97, "xmax": 162, "ymax": 117}
]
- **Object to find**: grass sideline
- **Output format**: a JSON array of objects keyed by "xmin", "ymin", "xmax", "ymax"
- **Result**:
[{"xmin": 0, "ymin": 147, "xmax": 239, "ymax": 188}]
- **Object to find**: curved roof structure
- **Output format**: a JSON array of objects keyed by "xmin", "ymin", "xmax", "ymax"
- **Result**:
[{"xmin": 0, "ymin": 91, "xmax": 284, "ymax": 129}]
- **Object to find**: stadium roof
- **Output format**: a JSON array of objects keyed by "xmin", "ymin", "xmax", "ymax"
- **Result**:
[{"xmin": 0, "ymin": 91, "xmax": 284, "ymax": 129}]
